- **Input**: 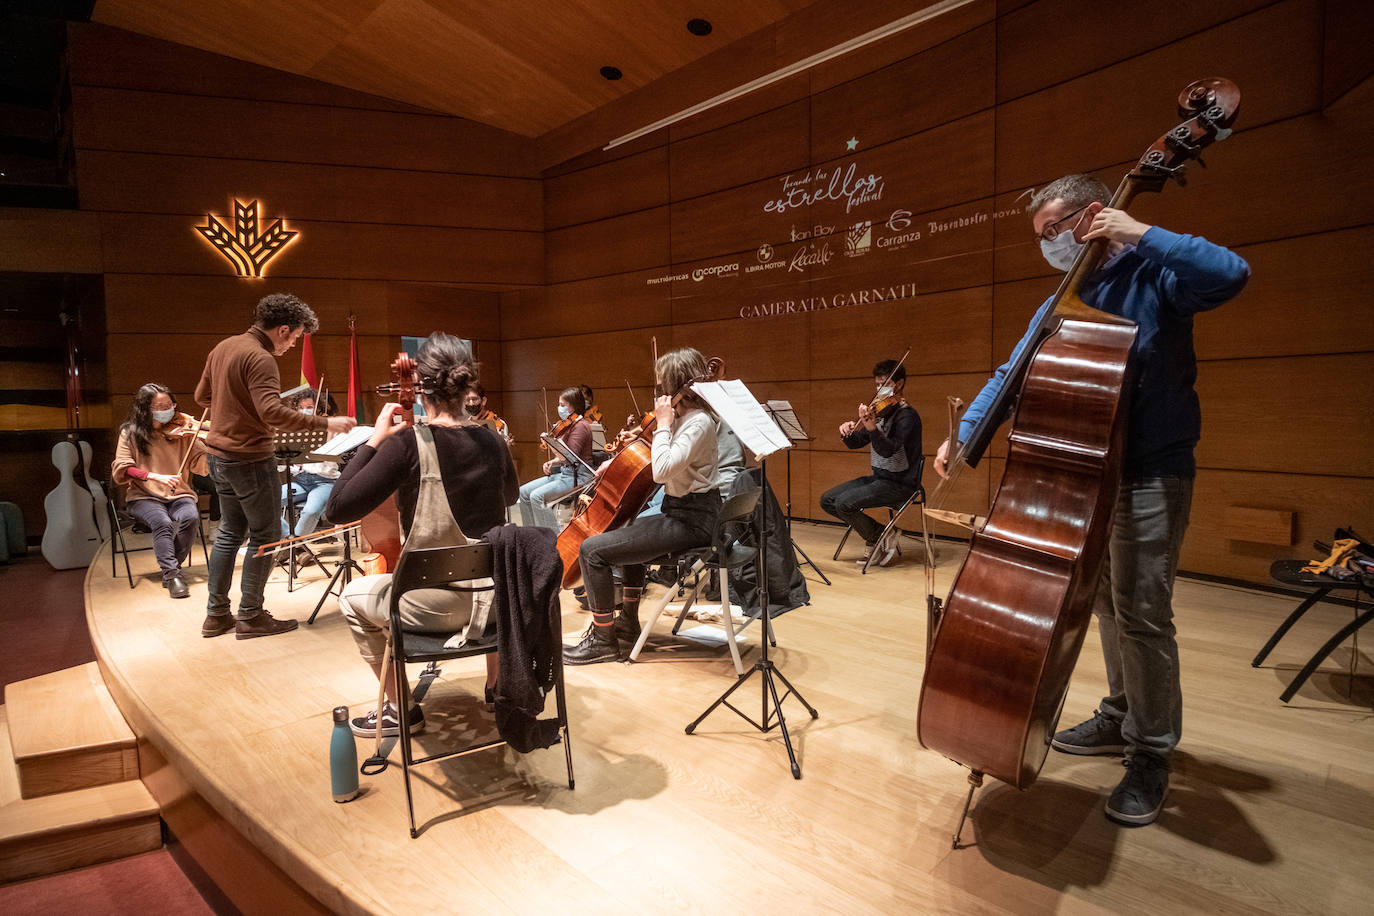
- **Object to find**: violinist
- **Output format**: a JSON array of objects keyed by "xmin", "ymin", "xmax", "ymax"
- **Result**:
[
  {"xmin": 111, "ymin": 383, "xmax": 208, "ymax": 599},
  {"xmin": 517, "ymin": 387, "xmax": 593, "ymax": 530},
  {"xmin": 563, "ymin": 347, "xmax": 719, "ymax": 666},
  {"xmin": 578, "ymin": 383, "xmax": 609, "ymax": 465},
  {"xmin": 325, "ymin": 333, "xmax": 518, "ymax": 736},
  {"xmin": 195, "ymin": 293, "xmax": 356, "ymax": 640},
  {"xmin": 934, "ymin": 174, "xmax": 1249, "ymax": 826},
  {"xmin": 462, "ymin": 382, "xmax": 511, "ymax": 444},
  {"xmin": 820, "ymin": 359, "xmax": 923, "ymax": 568}
]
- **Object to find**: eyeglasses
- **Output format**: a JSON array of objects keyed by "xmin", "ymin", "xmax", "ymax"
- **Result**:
[{"xmin": 1035, "ymin": 204, "xmax": 1091, "ymax": 243}]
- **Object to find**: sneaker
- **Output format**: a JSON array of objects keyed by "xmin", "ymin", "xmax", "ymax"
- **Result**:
[
  {"xmin": 1105, "ymin": 754, "xmax": 1169, "ymax": 826},
  {"xmin": 349, "ymin": 703, "xmax": 425, "ymax": 738},
  {"xmin": 235, "ymin": 609, "xmax": 299, "ymax": 639},
  {"xmin": 201, "ymin": 613, "xmax": 236, "ymax": 638},
  {"xmin": 855, "ymin": 541, "xmax": 875, "ymax": 566},
  {"xmin": 1051, "ymin": 709, "xmax": 1125, "ymax": 755},
  {"xmin": 563, "ymin": 624, "xmax": 620, "ymax": 665},
  {"xmin": 872, "ymin": 531, "xmax": 900, "ymax": 568},
  {"xmin": 613, "ymin": 610, "xmax": 641, "ymax": 646}
]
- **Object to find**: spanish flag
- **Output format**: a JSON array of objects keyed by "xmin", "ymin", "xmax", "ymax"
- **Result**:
[{"xmin": 299, "ymin": 333, "xmax": 320, "ymax": 389}]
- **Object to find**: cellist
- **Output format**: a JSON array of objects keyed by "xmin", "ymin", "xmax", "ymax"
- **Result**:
[
  {"xmin": 819, "ymin": 359, "xmax": 923, "ymax": 568},
  {"xmin": 933, "ymin": 174, "xmax": 1249, "ymax": 826},
  {"xmin": 562, "ymin": 347, "xmax": 719, "ymax": 666}
]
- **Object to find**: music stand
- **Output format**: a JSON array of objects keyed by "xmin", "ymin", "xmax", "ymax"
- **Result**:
[
  {"xmin": 763, "ymin": 400, "xmax": 830, "ymax": 587},
  {"xmin": 685, "ymin": 379, "xmax": 819, "ymax": 779},
  {"xmin": 306, "ymin": 522, "xmax": 364, "ymax": 624},
  {"xmin": 274, "ymin": 427, "xmax": 330, "ymax": 592}
]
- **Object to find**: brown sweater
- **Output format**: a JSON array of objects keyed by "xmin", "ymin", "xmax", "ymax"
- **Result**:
[
  {"xmin": 195, "ymin": 326, "xmax": 326, "ymax": 460},
  {"xmin": 112, "ymin": 427, "xmax": 208, "ymax": 503}
]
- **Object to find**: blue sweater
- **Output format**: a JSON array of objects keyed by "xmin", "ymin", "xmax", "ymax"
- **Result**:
[{"xmin": 959, "ymin": 227, "xmax": 1250, "ymax": 479}]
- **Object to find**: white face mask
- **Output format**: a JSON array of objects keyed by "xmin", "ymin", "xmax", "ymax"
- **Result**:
[
  {"xmin": 1040, "ymin": 231, "xmax": 1084, "ymax": 272},
  {"xmin": 876, "ymin": 385, "xmax": 894, "ymax": 399},
  {"xmin": 300, "ymin": 407, "xmax": 314, "ymax": 415},
  {"xmin": 151, "ymin": 408, "xmax": 176, "ymax": 424},
  {"xmin": 557, "ymin": 405, "xmax": 572, "ymax": 421}
]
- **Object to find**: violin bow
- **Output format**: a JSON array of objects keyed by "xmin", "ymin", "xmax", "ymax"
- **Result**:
[
  {"xmin": 625, "ymin": 379, "xmax": 642, "ymax": 418},
  {"xmin": 175, "ymin": 408, "xmax": 208, "ymax": 478},
  {"xmin": 318, "ymin": 374, "xmax": 329, "ymax": 417}
]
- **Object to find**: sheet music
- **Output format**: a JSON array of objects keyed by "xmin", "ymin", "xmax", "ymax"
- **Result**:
[
  {"xmin": 312, "ymin": 425, "xmax": 375, "ymax": 456},
  {"xmin": 279, "ymin": 382, "xmax": 311, "ymax": 400},
  {"xmin": 692, "ymin": 380, "xmax": 790, "ymax": 458}
]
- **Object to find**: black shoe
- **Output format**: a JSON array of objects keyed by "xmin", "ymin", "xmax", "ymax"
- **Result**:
[
  {"xmin": 613, "ymin": 610, "xmax": 641, "ymax": 646},
  {"xmin": 201, "ymin": 613, "xmax": 235, "ymax": 638},
  {"xmin": 235, "ymin": 609, "xmax": 299, "ymax": 639},
  {"xmin": 349, "ymin": 703, "xmax": 425, "ymax": 737},
  {"xmin": 1051, "ymin": 709, "xmax": 1126, "ymax": 756},
  {"xmin": 484, "ymin": 685, "xmax": 495, "ymax": 712},
  {"xmin": 563, "ymin": 624, "xmax": 620, "ymax": 665},
  {"xmin": 1105, "ymin": 754, "xmax": 1169, "ymax": 826},
  {"xmin": 164, "ymin": 574, "xmax": 190, "ymax": 599}
]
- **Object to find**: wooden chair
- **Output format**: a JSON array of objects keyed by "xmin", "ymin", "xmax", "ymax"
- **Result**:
[
  {"xmin": 380, "ymin": 543, "xmax": 574, "ymax": 837},
  {"xmin": 626, "ymin": 489, "xmax": 763, "ymax": 676}
]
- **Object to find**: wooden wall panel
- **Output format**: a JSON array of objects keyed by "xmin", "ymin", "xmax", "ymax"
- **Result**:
[
  {"xmin": 1184, "ymin": 469, "xmax": 1374, "ymax": 582},
  {"xmin": 809, "ymin": 24, "xmax": 995, "ymax": 156},
  {"xmin": 503, "ymin": 268, "xmax": 672, "ymax": 340},
  {"xmin": 670, "ymin": 178, "xmax": 806, "ymax": 264},
  {"xmin": 502, "ymin": 328, "xmax": 666, "ymax": 393},
  {"xmin": 385, "ymin": 285, "xmax": 502, "ymax": 341},
  {"xmin": 1322, "ymin": 0, "xmax": 1374, "ymax": 107},
  {"xmin": 809, "ymin": 287, "xmax": 993, "ymax": 380},
  {"xmin": 669, "ymin": 101, "xmax": 810, "ymax": 202},
  {"xmin": 544, "ymin": 146, "xmax": 668, "ymax": 230},
  {"xmin": 97, "ymin": 213, "xmax": 542, "ymax": 285},
  {"xmin": 995, "ymin": 0, "xmax": 1270, "ymax": 102},
  {"xmin": 671, "ymin": 316, "xmax": 811, "ymax": 383},
  {"xmin": 0, "ymin": 209, "xmax": 104, "ymax": 273},
  {"xmin": 104, "ymin": 276, "xmax": 390, "ymax": 336},
  {"xmin": 994, "ymin": 0, "xmax": 1323, "ymax": 194},
  {"xmin": 545, "ymin": 208, "xmax": 669, "ymax": 284},
  {"xmin": 1195, "ymin": 353, "xmax": 1374, "ymax": 477},
  {"xmin": 76, "ymin": 151, "xmax": 542, "ymax": 231}
]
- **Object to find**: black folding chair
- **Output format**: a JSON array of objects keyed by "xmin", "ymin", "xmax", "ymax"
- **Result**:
[
  {"xmin": 380, "ymin": 543, "xmax": 574, "ymax": 837},
  {"xmin": 831, "ymin": 457, "xmax": 935, "ymax": 574},
  {"xmin": 108, "ymin": 492, "xmax": 209, "ymax": 588}
]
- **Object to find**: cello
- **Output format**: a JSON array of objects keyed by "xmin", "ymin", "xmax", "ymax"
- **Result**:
[
  {"xmin": 555, "ymin": 356, "xmax": 723, "ymax": 589},
  {"xmin": 917, "ymin": 79, "xmax": 1240, "ymax": 805},
  {"xmin": 357, "ymin": 353, "xmax": 424, "ymax": 572}
]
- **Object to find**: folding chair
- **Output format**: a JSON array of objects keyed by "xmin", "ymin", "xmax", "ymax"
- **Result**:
[
  {"xmin": 381, "ymin": 543, "xmax": 574, "ymax": 837},
  {"xmin": 831, "ymin": 457, "xmax": 935, "ymax": 574},
  {"xmin": 626, "ymin": 490, "xmax": 762, "ymax": 676},
  {"xmin": 108, "ymin": 492, "xmax": 209, "ymax": 588}
]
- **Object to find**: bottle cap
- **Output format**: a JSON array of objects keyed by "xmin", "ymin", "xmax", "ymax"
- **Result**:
[{"xmin": 333, "ymin": 705, "xmax": 349, "ymax": 724}]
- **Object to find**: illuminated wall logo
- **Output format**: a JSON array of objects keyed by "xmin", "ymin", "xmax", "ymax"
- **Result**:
[{"xmin": 195, "ymin": 199, "xmax": 298, "ymax": 277}]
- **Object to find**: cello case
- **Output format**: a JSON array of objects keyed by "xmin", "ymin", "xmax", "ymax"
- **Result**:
[
  {"xmin": 917, "ymin": 79, "xmax": 1240, "ymax": 789},
  {"xmin": 42, "ymin": 440, "xmax": 102, "ymax": 570}
]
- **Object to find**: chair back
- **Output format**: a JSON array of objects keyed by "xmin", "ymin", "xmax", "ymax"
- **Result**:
[
  {"xmin": 714, "ymin": 488, "xmax": 761, "ymax": 570},
  {"xmin": 391, "ymin": 543, "xmax": 494, "ymax": 602}
]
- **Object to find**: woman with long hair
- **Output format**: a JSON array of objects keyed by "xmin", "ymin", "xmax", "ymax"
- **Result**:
[
  {"xmin": 111, "ymin": 383, "xmax": 208, "ymax": 598},
  {"xmin": 325, "ymin": 333, "xmax": 518, "ymax": 737},
  {"xmin": 563, "ymin": 347, "xmax": 720, "ymax": 665}
]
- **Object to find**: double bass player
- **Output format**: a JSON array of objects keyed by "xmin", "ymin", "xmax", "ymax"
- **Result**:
[{"xmin": 934, "ymin": 174, "xmax": 1249, "ymax": 826}]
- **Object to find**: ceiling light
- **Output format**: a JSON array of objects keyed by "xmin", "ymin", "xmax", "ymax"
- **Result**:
[
  {"xmin": 605, "ymin": 0, "xmax": 977, "ymax": 150},
  {"xmin": 687, "ymin": 18, "xmax": 712, "ymax": 36},
  {"xmin": 600, "ymin": 66, "xmax": 623, "ymax": 81}
]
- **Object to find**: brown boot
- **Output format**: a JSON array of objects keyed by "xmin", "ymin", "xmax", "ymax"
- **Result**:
[
  {"xmin": 201, "ymin": 613, "xmax": 235, "ymax": 638},
  {"xmin": 235, "ymin": 609, "xmax": 299, "ymax": 640}
]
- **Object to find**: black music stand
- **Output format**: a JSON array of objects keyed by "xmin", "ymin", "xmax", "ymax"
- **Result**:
[
  {"xmin": 307, "ymin": 523, "xmax": 364, "ymax": 625},
  {"xmin": 685, "ymin": 380, "xmax": 819, "ymax": 779},
  {"xmin": 273, "ymin": 427, "xmax": 329, "ymax": 593},
  {"xmin": 764, "ymin": 400, "xmax": 829, "ymax": 587}
]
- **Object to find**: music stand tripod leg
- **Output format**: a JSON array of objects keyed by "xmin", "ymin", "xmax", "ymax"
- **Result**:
[{"xmin": 307, "ymin": 531, "xmax": 362, "ymax": 625}]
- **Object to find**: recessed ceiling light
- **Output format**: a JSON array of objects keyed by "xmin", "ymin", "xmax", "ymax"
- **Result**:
[
  {"xmin": 687, "ymin": 18, "xmax": 712, "ymax": 36},
  {"xmin": 600, "ymin": 66, "xmax": 623, "ymax": 80}
]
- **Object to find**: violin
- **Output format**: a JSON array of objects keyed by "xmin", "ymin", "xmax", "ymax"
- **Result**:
[
  {"xmin": 847, "ymin": 348, "xmax": 910, "ymax": 431},
  {"xmin": 163, "ymin": 411, "xmax": 210, "ymax": 441}
]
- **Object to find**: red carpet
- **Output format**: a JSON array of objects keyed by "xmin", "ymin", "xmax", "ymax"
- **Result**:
[{"xmin": 0, "ymin": 555, "xmax": 213, "ymax": 913}]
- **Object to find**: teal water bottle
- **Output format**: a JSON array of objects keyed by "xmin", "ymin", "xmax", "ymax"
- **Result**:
[{"xmin": 330, "ymin": 706, "xmax": 359, "ymax": 803}]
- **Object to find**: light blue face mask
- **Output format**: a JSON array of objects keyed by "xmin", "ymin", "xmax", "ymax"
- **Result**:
[
  {"xmin": 151, "ymin": 408, "xmax": 176, "ymax": 424},
  {"xmin": 1039, "ymin": 231, "xmax": 1084, "ymax": 272},
  {"xmin": 557, "ymin": 405, "xmax": 572, "ymax": 421}
]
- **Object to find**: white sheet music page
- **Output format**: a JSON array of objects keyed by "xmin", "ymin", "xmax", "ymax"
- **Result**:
[{"xmin": 692, "ymin": 379, "xmax": 790, "ymax": 458}]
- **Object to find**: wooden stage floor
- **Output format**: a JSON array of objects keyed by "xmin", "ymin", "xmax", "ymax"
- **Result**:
[{"xmin": 86, "ymin": 523, "xmax": 1373, "ymax": 915}]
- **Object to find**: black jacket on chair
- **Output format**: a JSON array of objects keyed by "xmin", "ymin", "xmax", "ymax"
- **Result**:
[{"xmin": 484, "ymin": 524, "xmax": 563, "ymax": 752}]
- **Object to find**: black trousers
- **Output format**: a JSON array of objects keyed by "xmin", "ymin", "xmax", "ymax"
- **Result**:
[{"xmin": 579, "ymin": 491, "xmax": 718, "ymax": 612}]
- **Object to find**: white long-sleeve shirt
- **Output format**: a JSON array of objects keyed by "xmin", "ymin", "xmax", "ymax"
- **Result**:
[{"xmin": 651, "ymin": 408, "xmax": 718, "ymax": 497}]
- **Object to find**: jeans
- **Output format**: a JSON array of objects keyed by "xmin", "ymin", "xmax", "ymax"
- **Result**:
[
  {"xmin": 126, "ymin": 497, "xmax": 200, "ymax": 582},
  {"xmin": 819, "ymin": 475, "xmax": 915, "ymax": 544},
  {"xmin": 207, "ymin": 454, "xmax": 281, "ymax": 618},
  {"xmin": 1093, "ymin": 477, "xmax": 1194, "ymax": 760},
  {"xmin": 281, "ymin": 471, "xmax": 334, "ymax": 537},
  {"xmin": 518, "ymin": 468, "xmax": 580, "ymax": 530},
  {"xmin": 579, "ymin": 491, "xmax": 718, "ymax": 612}
]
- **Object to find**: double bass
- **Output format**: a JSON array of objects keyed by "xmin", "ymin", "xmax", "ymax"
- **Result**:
[
  {"xmin": 917, "ymin": 79, "xmax": 1240, "ymax": 796},
  {"xmin": 555, "ymin": 357, "xmax": 723, "ymax": 589}
]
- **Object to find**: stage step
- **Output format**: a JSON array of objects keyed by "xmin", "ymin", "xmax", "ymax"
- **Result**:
[
  {"xmin": 0, "ymin": 705, "xmax": 160, "ymax": 884},
  {"xmin": 3, "ymin": 662, "xmax": 138, "ymax": 798}
]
